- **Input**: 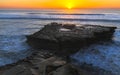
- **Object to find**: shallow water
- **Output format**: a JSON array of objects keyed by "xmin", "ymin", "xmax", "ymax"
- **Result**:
[{"xmin": 0, "ymin": 9, "xmax": 120, "ymax": 75}]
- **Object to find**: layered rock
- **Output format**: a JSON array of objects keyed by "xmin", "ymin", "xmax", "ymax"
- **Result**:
[{"xmin": 26, "ymin": 22, "xmax": 116, "ymax": 54}]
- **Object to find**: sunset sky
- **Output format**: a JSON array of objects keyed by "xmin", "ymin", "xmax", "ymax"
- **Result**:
[{"xmin": 0, "ymin": 0, "xmax": 120, "ymax": 9}]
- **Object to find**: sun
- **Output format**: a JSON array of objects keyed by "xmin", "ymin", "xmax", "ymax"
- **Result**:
[{"xmin": 66, "ymin": 3, "xmax": 74, "ymax": 9}]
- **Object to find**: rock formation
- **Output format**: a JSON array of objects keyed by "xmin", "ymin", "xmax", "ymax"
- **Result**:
[{"xmin": 27, "ymin": 22, "xmax": 116, "ymax": 55}]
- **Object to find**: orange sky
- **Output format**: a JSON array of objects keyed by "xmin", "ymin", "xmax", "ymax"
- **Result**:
[{"xmin": 0, "ymin": 0, "xmax": 120, "ymax": 9}]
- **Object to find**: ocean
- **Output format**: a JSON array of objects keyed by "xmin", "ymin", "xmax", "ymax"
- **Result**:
[{"xmin": 0, "ymin": 9, "xmax": 120, "ymax": 75}]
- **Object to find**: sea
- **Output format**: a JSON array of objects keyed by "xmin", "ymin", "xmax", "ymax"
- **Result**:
[{"xmin": 0, "ymin": 9, "xmax": 120, "ymax": 75}]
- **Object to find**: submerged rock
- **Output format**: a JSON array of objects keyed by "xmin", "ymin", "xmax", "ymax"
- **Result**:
[{"xmin": 26, "ymin": 22, "xmax": 116, "ymax": 55}]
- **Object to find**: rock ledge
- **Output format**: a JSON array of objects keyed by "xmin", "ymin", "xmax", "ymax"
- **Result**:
[{"xmin": 27, "ymin": 22, "xmax": 116, "ymax": 54}]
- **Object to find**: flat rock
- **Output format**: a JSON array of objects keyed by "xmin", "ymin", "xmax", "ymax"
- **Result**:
[
  {"xmin": 2, "ymin": 65, "xmax": 32, "ymax": 75},
  {"xmin": 32, "ymin": 57, "xmax": 66, "ymax": 75},
  {"xmin": 52, "ymin": 64, "xmax": 78, "ymax": 75},
  {"xmin": 27, "ymin": 22, "xmax": 116, "ymax": 55}
]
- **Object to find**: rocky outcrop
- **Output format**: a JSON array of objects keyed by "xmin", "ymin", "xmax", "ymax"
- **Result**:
[
  {"xmin": 1, "ymin": 50, "xmax": 114, "ymax": 75},
  {"xmin": 2, "ymin": 56, "xmax": 78, "ymax": 75},
  {"xmin": 26, "ymin": 22, "xmax": 116, "ymax": 55},
  {"xmin": 1, "ymin": 22, "xmax": 116, "ymax": 75}
]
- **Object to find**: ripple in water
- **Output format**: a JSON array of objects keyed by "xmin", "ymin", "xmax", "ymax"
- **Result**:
[
  {"xmin": 0, "ymin": 19, "xmax": 43, "ymax": 67},
  {"xmin": 0, "ymin": 35, "xmax": 32, "ymax": 66}
]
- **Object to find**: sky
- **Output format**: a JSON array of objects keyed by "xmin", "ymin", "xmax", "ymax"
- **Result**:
[{"xmin": 0, "ymin": 0, "xmax": 120, "ymax": 9}]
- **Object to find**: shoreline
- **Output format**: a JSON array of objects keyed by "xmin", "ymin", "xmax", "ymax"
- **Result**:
[
  {"xmin": 0, "ymin": 23, "xmax": 117, "ymax": 75},
  {"xmin": 0, "ymin": 49, "xmax": 114, "ymax": 75},
  {"xmin": 0, "ymin": 49, "xmax": 54, "ymax": 74}
]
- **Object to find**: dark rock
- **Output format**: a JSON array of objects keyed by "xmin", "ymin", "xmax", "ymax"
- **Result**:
[
  {"xmin": 34, "ymin": 57, "xmax": 57, "ymax": 74},
  {"xmin": 52, "ymin": 60, "xmax": 66, "ymax": 67},
  {"xmin": 63, "ymin": 24, "xmax": 76, "ymax": 29},
  {"xmin": 30, "ymin": 68, "xmax": 39, "ymax": 75},
  {"xmin": 26, "ymin": 22, "xmax": 116, "ymax": 55},
  {"xmin": 2, "ymin": 65, "xmax": 32, "ymax": 75},
  {"xmin": 76, "ymin": 63, "xmax": 114, "ymax": 75},
  {"xmin": 32, "ymin": 57, "xmax": 67, "ymax": 75},
  {"xmin": 52, "ymin": 64, "xmax": 78, "ymax": 75}
]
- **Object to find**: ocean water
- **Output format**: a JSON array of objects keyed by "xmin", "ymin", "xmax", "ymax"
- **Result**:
[{"xmin": 0, "ymin": 9, "xmax": 120, "ymax": 74}]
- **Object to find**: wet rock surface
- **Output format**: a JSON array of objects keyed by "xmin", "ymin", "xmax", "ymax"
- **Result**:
[{"xmin": 27, "ymin": 22, "xmax": 116, "ymax": 55}]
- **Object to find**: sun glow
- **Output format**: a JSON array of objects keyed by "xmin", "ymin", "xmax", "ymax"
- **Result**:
[
  {"xmin": 66, "ymin": 3, "xmax": 74, "ymax": 9},
  {"xmin": 1, "ymin": 0, "xmax": 120, "ymax": 9}
]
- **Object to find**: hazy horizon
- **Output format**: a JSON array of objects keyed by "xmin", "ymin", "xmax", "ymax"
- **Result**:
[{"xmin": 1, "ymin": 0, "xmax": 120, "ymax": 9}]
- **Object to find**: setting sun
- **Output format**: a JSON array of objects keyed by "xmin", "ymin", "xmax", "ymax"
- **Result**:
[
  {"xmin": 1, "ymin": 0, "xmax": 120, "ymax": 9},
  {"xmin": 66, "ymin": 3, "xmax": 74, "ymax": 9}
]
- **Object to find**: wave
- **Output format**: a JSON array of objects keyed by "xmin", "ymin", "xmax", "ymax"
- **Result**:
[
  {"xmin": 0, "ymin": 13, "xmax": 120, "ymax": 22},
  {"xmin": 1, "ymin": 17, "xmax": 120, "ymax": 22},
  {"xmin": 27, "ymin": 13, "xmax": 105, "ymax": 15}
]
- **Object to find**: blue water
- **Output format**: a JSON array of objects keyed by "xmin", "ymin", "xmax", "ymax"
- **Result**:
[{"xmin": 0, "ymin": 9, "xmax": 120, "ymax": 75}]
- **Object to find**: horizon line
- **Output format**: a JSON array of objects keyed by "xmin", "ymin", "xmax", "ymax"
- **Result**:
[{"xmin": 0, "ymin": 8, "xmax": 120, "ymax": 9}]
